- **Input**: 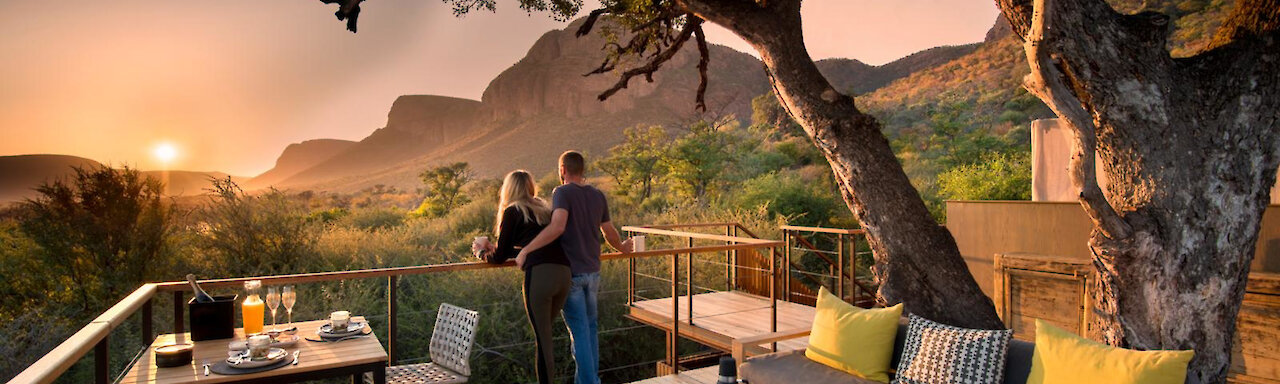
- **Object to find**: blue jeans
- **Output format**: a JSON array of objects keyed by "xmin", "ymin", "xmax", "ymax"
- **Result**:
[{"xmin": 563, "ymin": 272, "xmax": 600, "ymax": 384}]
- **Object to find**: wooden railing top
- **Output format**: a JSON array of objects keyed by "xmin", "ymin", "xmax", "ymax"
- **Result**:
[
  {"xmin": 622, "ymin": 226, "xmax": 781, "ymax": 245},
  {"xmin": 780, "ymin": 225, "xmax": 866, "ymax": 235}
]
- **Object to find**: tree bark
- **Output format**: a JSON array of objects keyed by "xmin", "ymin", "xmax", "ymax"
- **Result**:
[
  {"xmin": 678, "ymin": 0, "xmax": 1004, "ymax": 330},
  {"xmin": 998, "ymin": 0, "xmax": 1280, "ymax": 381}
]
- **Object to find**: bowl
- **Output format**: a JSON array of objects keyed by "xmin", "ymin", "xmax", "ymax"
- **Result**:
[{"xmin": 154, "ymin": 344, "xmax": 193, "ymax": 368}]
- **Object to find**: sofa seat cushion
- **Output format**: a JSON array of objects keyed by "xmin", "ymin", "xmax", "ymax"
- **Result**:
[{"xmin": 742, "ymin": 349, "xmax": 883, "ymax": 384}]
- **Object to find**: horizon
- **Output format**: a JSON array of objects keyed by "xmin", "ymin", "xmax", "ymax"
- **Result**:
[{"xmin": 0, "ymin": 0, "xmax": 998, "ymax": 177}]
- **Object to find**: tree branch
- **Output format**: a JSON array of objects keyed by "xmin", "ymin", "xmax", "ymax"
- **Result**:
[
  {"xmin": 693, "ymin": 22, "xmax": 710, "ymax": 112},
  {"xmin": 1022, "ymin": 0, "xmax": 1131, "ymax": 239},
  {"xmin": 319, "ymin": 0, "xmax": 363, "ymax": 32},
  {"xmin": 593, "ymin": 16, "xmax": 706, "ymax": 109}
]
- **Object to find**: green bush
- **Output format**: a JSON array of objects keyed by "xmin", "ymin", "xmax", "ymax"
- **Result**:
[
  {"xmin": 730, "ymin": 171, "xmax": 843, "ymax": 227},
  {"xmin": 938, "ymin": 152, "xmax": 1032, "ymax": 201}
]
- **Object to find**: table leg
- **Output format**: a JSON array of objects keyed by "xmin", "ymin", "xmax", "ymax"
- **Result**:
[
  {"xmin": 373, "ymin": 366, "xmax": 386, "ymax": 384},
  {"xmin": 351, "ymin": 373, "xmax": 361, "ymax": 384}
]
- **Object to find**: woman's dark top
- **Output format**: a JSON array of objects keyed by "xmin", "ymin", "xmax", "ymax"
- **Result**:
[{"xmin": 486, "ymin": 205, "xmax": 569, "ymax": 271}]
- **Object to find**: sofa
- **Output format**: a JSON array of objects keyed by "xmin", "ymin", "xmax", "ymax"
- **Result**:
[{"xmin": 731, "ymin": 319, "xmax": 1033, "ymax": 384}]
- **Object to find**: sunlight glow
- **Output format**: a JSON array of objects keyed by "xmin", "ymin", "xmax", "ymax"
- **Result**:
[{"xmin": 153, "ymin": 142, "xmax": 178, "ymax": 166}]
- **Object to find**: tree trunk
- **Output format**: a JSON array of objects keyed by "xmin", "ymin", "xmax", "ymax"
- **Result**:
[
  {"xmin": 679, "ymin": 0, "xmax": 1003, "ymax": 330},
  {"xmin": 998, "ymin": 0, "xmax": 1280, "ymax": 381}
]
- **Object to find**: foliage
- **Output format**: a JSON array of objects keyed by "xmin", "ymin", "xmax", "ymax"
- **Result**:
[
  {"xmin": 196, "ymin": 178, "xmax": 315, "ymax": 276},
  {"xmin": 938, "ymin": 152, "xmax": 1033, "ymax": 201},
  {"xmin": 663, "ymin": 121, "xmax": 741, "ymax": 200},
  {"xmin": 414, "ymin": 162, "xmax": 473, "ymax": 218},
  {"xmin": 597, "ymin": 125, "xmax": 670, "ymax": 204},
  {"xmin": 18, "ymin": 165, "xmax": 172, "ymax": 307},
  {"xmin": 730, "ymin": 171, "xmax": 843, "ymax": 227}
]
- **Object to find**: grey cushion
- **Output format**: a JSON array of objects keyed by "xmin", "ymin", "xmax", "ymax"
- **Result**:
[
  {"xmin": 740, "ymin": 349, "xmax": 882, "ymax": 384},
  {"xmin": 892, "ymin": 315, "xmax": 1013, "ymax": 384}
]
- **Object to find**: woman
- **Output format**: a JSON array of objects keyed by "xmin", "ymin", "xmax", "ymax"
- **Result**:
[{"xmin": 474, "ymin": 170, "xmax": 571, "ymax": 384}]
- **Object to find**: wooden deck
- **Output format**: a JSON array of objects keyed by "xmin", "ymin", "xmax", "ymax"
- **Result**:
[{"xmin": 627, "ymin": 291, "xmax": 814, "ymax": 356}]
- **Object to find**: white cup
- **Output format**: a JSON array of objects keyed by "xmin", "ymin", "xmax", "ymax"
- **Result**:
[
  {"xmin": 248, "ymin": 334, "xmax": 271, "ymax": 358},
  {"xmin": 473, "ymin": 236, "xmax": 490, "ymax": 258},
  {"xmin": 632, "ymin": 236, "xmax": 645, "ymax": 252},
  {"xmin": 330, "ymin": 310, "xmax": 350, "ymax": 330}
]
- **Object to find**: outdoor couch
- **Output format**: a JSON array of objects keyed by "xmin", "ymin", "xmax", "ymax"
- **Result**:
[{"xmin": 730, "ymin": 321, "xmax": 1202, "ymax": 384}]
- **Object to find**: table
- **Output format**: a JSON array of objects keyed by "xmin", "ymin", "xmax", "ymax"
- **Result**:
[
  {"xmin": 628, "ymin": 366, "xmax": 720, "ymax": 384},
  {"xmin": 120, "ymin": 318, "xmax": 387, "ymax": 384}
]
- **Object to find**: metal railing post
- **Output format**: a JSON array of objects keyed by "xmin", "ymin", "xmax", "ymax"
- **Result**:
[
  {"xmin": 388, "ymin": 275, "xmax": 398, "ymax": 365},
  {"xmin": 94, "ymin": 335, "xmax": 109, "ymax": 384},
  {"xmin": 837, "ymin": 233, "xmax": 845, "ymax": 302},
  {"xmin": 731, "ymin": 225, "xmax": 738, "ymax": 291},
  {"xmin": 627, "ymin": 230, "xmax": 636, "ymax": 306},
  {"xmin": 770, "ymin": 247, "xmax": 778, "ymax": 351},
  {"xmin": 724, "ymin": 225, "xmax": 732, "ymax": 292},
  {"xmin": 784, "ymin": 231, "xmax": 792, "ymax": 302},
  {"xmin": 142, "ymin": 298, "xmax": 153, "ymax": 347},
  {"xmin": 173, "ymin": 291, "xmax": 184, "ymax": 335},
  {"xmin": 670, "ymin": 250, "xmax": 680, "ymax": 373},
  {"xmin": 686, "ymin": 237, "xmax": 694, "ymax": 326}
]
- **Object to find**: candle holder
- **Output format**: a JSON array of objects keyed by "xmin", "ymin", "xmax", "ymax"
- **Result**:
[{"xmin": 154, "ymin": 344, "xmax": 193, "ymax": 368}]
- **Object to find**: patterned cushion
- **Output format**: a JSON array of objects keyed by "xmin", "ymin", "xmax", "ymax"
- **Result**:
[{"xmin": 893, "ymin": 314, "xmax": 1012, "ymax": 384}]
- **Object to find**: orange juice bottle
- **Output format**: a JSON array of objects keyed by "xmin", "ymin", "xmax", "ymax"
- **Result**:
[{"xmin": 242, "ymin": 280, "xmax": 264, "ymax": 335}]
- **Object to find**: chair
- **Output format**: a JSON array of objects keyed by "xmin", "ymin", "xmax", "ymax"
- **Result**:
[{"xmin": 372, "ymin": 303, "xmax": 480, "ymax": 384}]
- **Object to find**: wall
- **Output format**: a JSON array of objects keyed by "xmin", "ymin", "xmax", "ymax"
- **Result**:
[{"xmin": 947, "ymin": 200, "xmax": 1280, "ymax": 298}]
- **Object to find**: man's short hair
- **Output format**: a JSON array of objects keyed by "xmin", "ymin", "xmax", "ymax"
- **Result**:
[{"xmin": 560, "ymin": 151, "xmax": 585, "ymax": 176}]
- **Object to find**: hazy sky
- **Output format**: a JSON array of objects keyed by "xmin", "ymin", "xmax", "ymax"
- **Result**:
[{"xmin": 0, "ymin": 0, "xmax": 998, "ymax": 176}]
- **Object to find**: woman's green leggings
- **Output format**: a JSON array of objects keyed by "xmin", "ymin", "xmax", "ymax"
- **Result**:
[{"xmin": 524, "ymin": 263, "xmax": 571, "ymax": 384}]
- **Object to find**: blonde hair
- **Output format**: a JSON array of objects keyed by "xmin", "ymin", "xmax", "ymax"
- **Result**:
[{"xmin": 496, "ymin": 170, "xmax": 551, "ymax": 236}]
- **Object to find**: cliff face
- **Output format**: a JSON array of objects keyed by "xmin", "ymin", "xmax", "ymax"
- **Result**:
[
  {"xmin": 273, "ymin": 95, "xmax": 483, "ymax": 188},
  {"xmin": 480, "ymin": 17, "xmax": 768, "ymax": 123},
  {"xmin": 247, "ymin": 139, "xmax": 356, "ymax": 189}
]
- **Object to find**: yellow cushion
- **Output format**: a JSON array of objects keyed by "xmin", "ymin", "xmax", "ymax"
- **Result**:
[
  {"xmin": 1028, "ymin": 320, "xmax": 1194, "ymax": 384},
  {"xmin": 804, "ymin": 286, "xmax": 902, "ymax": 383}
]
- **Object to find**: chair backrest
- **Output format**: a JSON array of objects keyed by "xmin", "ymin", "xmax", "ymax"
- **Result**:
[{"xmin": 429, "ymin": 303, "xmax": 480, "ymax": 377}]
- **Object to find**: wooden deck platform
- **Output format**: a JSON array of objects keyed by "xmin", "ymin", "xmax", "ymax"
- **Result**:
[{"xmin": 627, "ymin": 291, "xmax": 814, "ymax": 356}]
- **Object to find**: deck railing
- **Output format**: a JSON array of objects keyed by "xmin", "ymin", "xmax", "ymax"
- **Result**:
[{"xmin": 10, "ymin": 225, "xmax": 782, "ymax": 384}]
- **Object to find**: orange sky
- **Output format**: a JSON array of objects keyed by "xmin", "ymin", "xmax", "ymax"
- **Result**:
[{"xmin": 0, "ymin": 0, "xmax": 998, "ymax": 176}]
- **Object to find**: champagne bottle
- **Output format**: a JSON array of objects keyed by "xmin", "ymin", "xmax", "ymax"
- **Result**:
[{"xmin": 188, "ymin": 274, "xmax": 214, "ymax": 303}]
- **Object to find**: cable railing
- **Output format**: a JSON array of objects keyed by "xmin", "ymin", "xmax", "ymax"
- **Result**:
[{"xmin": 10, "ymin": 227, "xmax": 781, "ymax": 384}]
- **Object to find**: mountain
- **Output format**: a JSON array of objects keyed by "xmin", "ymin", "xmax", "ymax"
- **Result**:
[
  {"xmin": 0, "ymin": 155, "xmax": 103, "ymax": 203},
  {"xmin": 256, "ymin": 16, "xmax": 985, "ymax": 193},
  {"xmin": 246, "ymin": 139, "xmax": 358, "ymax": 189},
  {"xmin": 0, "ymin": 154, "xmax": 243, "ymax": 203},
  {"xmin": 817, "ymin": 43, "xmax": 982, "ymax": 96}
]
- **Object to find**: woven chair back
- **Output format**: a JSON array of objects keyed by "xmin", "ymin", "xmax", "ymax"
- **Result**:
[{"xmin": 429, "ymin": 303, "xmax": 479, "ymax": 377}]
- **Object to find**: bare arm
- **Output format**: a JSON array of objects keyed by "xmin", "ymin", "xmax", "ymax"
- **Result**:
[
  {"xmin": 518, "ymin": 209, "xmax": 567, "ymax": 258},
  {"xmin": 601, "ymin": 221, "xmax": 633, "ymax": 253}
]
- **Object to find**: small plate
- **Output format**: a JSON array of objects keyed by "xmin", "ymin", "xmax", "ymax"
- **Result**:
[
  {"xmin": 318, "ymin": 321, "xmax": 366, "ymax": 337},
  {"xmin": 228, "ymin": 334, "xmax": 301, "ymax": 351},
  {"xmin": 226, "ymin": 347, "xmax": 287, "ymax": 369}
]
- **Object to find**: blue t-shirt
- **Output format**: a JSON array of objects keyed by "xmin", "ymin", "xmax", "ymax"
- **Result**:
[{"xmin": 551, "ymin": 183, "xmax": 610, "ymax": 274}]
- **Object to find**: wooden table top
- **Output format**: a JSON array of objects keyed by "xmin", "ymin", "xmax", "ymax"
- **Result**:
[{"xmin": 120, "ymin": 317, "xmax": 386, "ymax": 384}]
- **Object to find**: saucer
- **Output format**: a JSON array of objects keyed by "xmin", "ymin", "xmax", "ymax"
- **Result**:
[{"xmin": 226, "ymin": 347, "xmax": 287, "ymax": 369}]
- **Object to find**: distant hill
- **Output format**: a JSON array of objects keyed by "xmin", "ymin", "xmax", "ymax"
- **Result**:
[
  {"xmin": 254, "ymin": 16, "xmax": 979, "ymax": 193},
  {"xmin": 0, "ymin": 154, "xmax": 244, "ymax": 203},
  {"xmin": 246, "ymin": 139, "xmax": 357, "ymax": 189},
  {"xmin": 0, "ymin": 155, "xmax": 103, "ymax": 202}
]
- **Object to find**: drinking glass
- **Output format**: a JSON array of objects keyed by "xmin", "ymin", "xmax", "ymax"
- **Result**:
[
  {"xmin": 265, "ymin": 286, "xmax": 281, "ymax": 331},
  {"xmin": 282, "ymin": 285, "xmax": 296, "ymax": 327}
]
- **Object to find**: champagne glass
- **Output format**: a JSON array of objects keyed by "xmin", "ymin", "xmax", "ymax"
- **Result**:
[
  {"xmin": 265, "ymin": 286, "xmax": 281, "ymax": 331},
  {"xmin": 282, "ymin": 285, "xmax": 297, "ymax": 328}
]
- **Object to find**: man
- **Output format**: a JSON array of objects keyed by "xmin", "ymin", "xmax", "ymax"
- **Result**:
[{"xmin": 519, "ymin": 150, "xmax": 632, "ymax": 384}]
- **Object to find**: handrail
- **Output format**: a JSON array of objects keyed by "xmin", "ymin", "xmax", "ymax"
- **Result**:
[
  {"xmin": 11, "ymin": 238, "xmax": 778, "ymax": 384},
  {"xmin": 621, "ymin": 226, "xmax": 779, "ymax": 245},
  {"xmin": 779, "ymin": 225, "xmax": 865, "ymax": 235}
]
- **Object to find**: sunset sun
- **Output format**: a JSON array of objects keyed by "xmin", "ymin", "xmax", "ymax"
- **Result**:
[{"xmin": 152, "ymin": 142, "xmax": 178, "ymax": 165}]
